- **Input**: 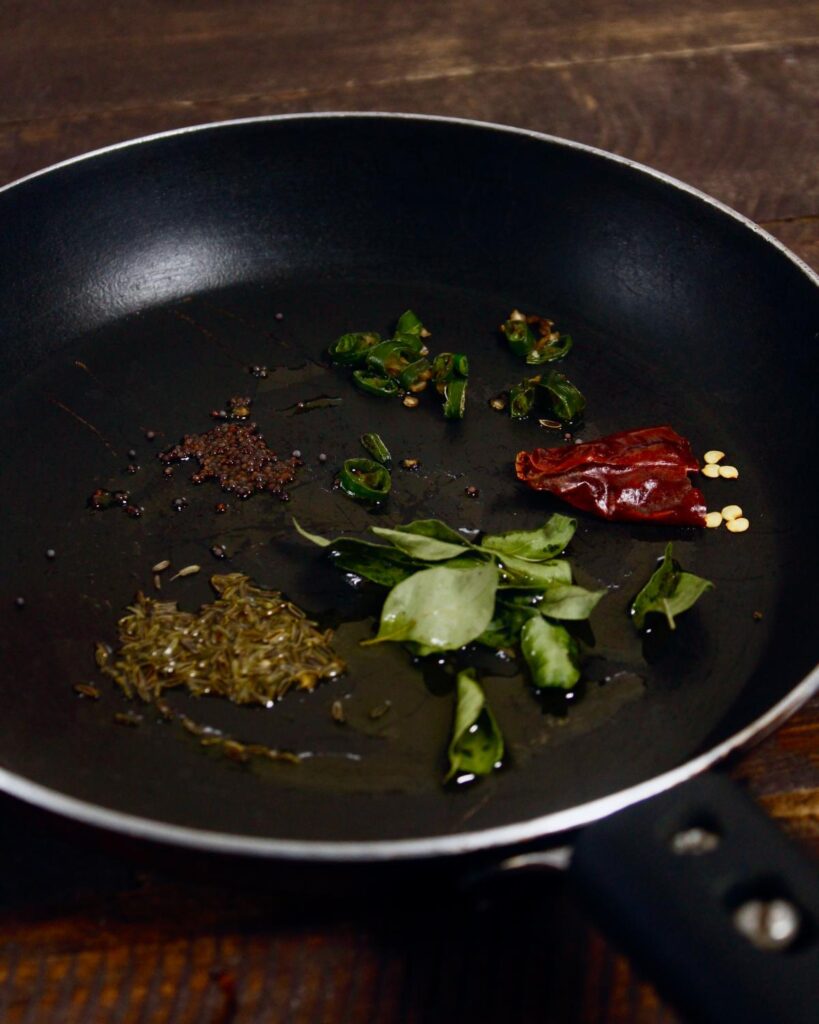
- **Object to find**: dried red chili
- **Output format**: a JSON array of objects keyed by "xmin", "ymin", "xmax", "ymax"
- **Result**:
[{"xmin": 515, "ymin": 426, "xmax": 707, "ymax": 526}]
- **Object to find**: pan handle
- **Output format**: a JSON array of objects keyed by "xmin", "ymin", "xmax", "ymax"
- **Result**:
[{"xmin": 569, "ymin": 772, "xmax": 819, "ymax": 1024}]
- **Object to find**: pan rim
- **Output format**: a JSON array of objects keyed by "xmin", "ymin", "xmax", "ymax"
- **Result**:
[{"xmin": 1, "ymin": 111, "xmax": 817, "ymax": 860}]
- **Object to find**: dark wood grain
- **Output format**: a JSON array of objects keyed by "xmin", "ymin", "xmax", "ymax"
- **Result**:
[{"xmin": 0, "ymin": 2, "xmax": 817, "ymax": 1022}]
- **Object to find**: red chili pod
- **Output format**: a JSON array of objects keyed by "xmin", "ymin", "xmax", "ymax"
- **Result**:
[{"xmin": 515, "ymin": 426, "xmax": 707, "ymax": 526}]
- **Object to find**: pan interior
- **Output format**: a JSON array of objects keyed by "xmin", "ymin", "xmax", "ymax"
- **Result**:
[{"xmin": 0, "ymin": 116, "xmax": 815, "ymax": 846}]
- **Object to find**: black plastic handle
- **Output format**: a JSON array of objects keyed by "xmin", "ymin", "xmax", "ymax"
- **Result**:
[{"xmin": 570, "ymin": 772, "xmax": 819, "ymax": 1024}]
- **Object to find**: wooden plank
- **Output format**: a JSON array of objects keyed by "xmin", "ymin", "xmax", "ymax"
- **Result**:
[
  {"xmin": 1, "ymin": 42, "xmax": 817, "ymax": 227},
  {"xmin": 1, "ymin": 0, "xmax": 817, "ymax": 123}
]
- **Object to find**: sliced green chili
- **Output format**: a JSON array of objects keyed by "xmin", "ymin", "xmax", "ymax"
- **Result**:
[
  {"xmin": 339, "ymin": 458, "xmax": 392, "ymax": 503},
  {"xmin": 509, "ymin": 379, "xmax": 537, "ymax": 420},
  {"xmin": 328, "ymin": 331, "xmax": 381, "ymax": 365},
  {"xmin": 443, "ymin": 378, "xmax": 468, "ymax": 419},
  {"xmin": 501, "ymin": 316, "xmax": 538, "ymax": 360},
  {"xmin": 360, "ymin": 433, "xmax": 392, "ymax": 468},
  {"xmin": 538, "ymin": 370, "xmax": 586, "ymax": 422},
  {"xmin": 364, "ymin": 339, "xmax": 417, "ymax": 377},
  {"xmin": 399, "ymin": 357, "xmax": 432, "ymax": 392},
  {"xmin": 351, "ymin": 370, "xmax": 399, "ymax": 397}
]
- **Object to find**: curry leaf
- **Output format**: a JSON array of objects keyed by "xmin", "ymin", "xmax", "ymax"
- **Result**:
[
  {"xmin": 481, "ymin": 514, "xmax": 577, "ymax": 561},
  {"xmin": 631, "ymin": 543, "xmax": 713, "ymax": 631},
  {"xmin": 520, "ymin": 617, "xmax": 581, "ymax": 689},
  {"xmin": 476, "ymin": 603, "xmax": 539, "ymax": 649},
  {"xmin": 388, "ymin": 519, "xmax": 472, "ymax": 546},
  {"xmin": 496, "ymin": 555, "xmax": 573, "ymax": 588},
  {"xmin": 293, "ymin": 519, "xmax": 419, "ymax": 586},
  {"xmin": 364, "ymin": 563, "xmax": 498, "ymax": 651},
  {"xmin": 445, "ymin": 669, "xmax": 504, "ymax": 781},
  {"xmin": 534, "ymin": 584, "xmax": 606, "ymax": 621},
  {"xmin": 370, "ymin": 524, "xmax": 474, "ymax": 562}
]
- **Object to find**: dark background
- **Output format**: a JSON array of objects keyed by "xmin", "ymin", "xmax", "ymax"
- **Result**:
[{"xmin": 1, "ymin": 3, "xmax": 817, "ymax": 1021}]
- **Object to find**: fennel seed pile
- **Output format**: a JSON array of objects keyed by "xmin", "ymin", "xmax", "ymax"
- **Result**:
[{"xmin": 98, "ymin": 573, "xmax": 345, "ymax": 705}]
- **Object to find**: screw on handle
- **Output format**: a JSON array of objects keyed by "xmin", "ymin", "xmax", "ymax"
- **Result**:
[{"xmin": 569, "ymin": 772, "xmax": 819, "ymax": 1024}]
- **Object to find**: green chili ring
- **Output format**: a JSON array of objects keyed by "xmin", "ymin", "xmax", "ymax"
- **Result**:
[
  {"xmin": 351, "ymin": 370, "xmax": 399, "ymax": 397},
  {"xmin": 339, "ymin": 458, "xmax": 392, "ymax": 502},
  {"xmin": 443, "ymin": 378, "xmax": 468, "ymax": 420}
]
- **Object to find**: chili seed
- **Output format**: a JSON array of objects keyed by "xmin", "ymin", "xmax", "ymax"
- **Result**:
[
  {"xmin": 704, "ymin": 511, "xmax": 723, "ymax": 528},
  {"xmin": 726, "ymin": 516, "xmax": 749, "ymax": 533},
  {"xmin": 704, "ymin": 450, "xmax": 725, "ymax": 464},
  {"xmin": 489, "ymin": 396, "xmax": 507, "ymax": 411},
  {"xmin": 721, "ymin": 504, "xmax": 743, "ymax": 521},
  {"xmin": 702, "ymin": 464, "xmax": 720, "ymax": 478},
  {"xmin": 210, "ymin": 545, "xmax": 227, "ymax": 559},
  {"xmin": 400, "ymin": 458, "xmax": 420, "ymax": 471},
  {"xmin": 752, "ymin": 610, "xmax": 764, "ymax": 621},
  {"xmin": 719, "ymin": 465, "xmax": 739, "ymax": 479},
  {"xmin": 538, "ymin": 418, "xmax": 561, "ymax": 430},
  {"xmin": 402, "ymin": 395, "xmax": 419, "ymax": 408}
]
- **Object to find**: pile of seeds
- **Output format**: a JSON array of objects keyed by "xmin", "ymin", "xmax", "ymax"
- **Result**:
[
  {"xmin": 159, "ymin": 422, "xmax": 301, "ymax": 499},
  {"xmin": 97, "ymin": 573, "xmax": 345, "ymax": 705}
]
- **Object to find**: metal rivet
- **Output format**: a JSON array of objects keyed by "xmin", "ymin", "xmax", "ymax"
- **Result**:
[
  {"xmin": 670, "ymin": 827, "xmax": 720, "ymax": 855},
  {"xmin": 732, "ymin": 898, "xmax": 801, "ymax": 951}
]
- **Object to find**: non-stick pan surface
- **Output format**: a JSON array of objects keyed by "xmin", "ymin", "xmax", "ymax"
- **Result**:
[{"xmin": 0, "ymin": 114, "xmax": 816, "ymax": 856}]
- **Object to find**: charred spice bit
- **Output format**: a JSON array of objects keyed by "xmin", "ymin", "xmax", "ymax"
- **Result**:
[
  {"xmin": 331, "ymin": 699, "xmax": 346, "ymax": 723},
  {"xmin": 99, "ymin": 573, "xmax": 345, "ymax": 706},
  {"xmin": 249, "ymin": 365, "xmax": 269, "ymax": 378},
  {"xmin": 318, "ymin": 452, "xmax": 328, "ymax": 463},
  {"xmin": 127, "ymin": 449, "xmax": 137, "ymax": 459},
  {"xmin": 368, "ymin": 700, "xmax": 392, "ymax": 720},
  {"xmin": 162, "ymin": 466, "xmax": 174, "ymax": 478},
  {"xmin": 113, "ymin": 710, "xmax": 143, "ymax": 727},
  {"xmin": 465, "ymin": 485, "xmax": 480, "ymax": 499},
  {"xmin": 210, "ymin": 409, "xmax": 228, "ymax": 421},
  {"xmin": 752, "ymin": 610, "xmax": 764, "ymax": 621},
  {"xmin": 274, "ymin": 312, "xmax": 284, "ymax": 321},
  {"xmin": 400, "ymin": 458, "xmax": 421, "ymax": 471},
  {"xmin": 210, "ymin": 545, "xmax": 227, "ymax": 560},
  {"xmin": 172, "ymin": 497, "xmax": 188, "ymax": 512},
  {"xmin": 144, "ymin": 429, "xmax": 156, "ymax": 441},
  {"xmin": 214, "ymin": 502, "xmax": 228, "ymax": 514},
  {"xmin": 159, "ymin": 422, "xmax": 301, "ymax": 500},
  {"xmin": 291, "ymin": 449, "xmax": 302, "ymax": 459},
  {"xmin": 74, "ymin": 683, "xmax": 101, "ymax": 699},
  {"xmin": 124, "ymin": 505, "xmax": 143, "ymax": 518},
  {"xmin": 45, "ymin": 548, "xmax": 56, "ymax": 560},
  {"xmin": 14, "ymin": 596, "xmax": 25, "ymax": 609}
]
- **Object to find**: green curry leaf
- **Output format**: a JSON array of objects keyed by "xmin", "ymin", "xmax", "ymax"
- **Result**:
[
  {"xmin": 481, "ymin": 514, "xmax": 577, "ymax": 561},
  {"xmin": 520, "ymin": 617, "xmax": 581, "ymax": 689},
  {"xmin": 631, "ymin": 543, "xmax": 714, "ymax": 631},
  {"xmin": 364, "ymin": 563, "xmax": 498, "ymax": 651},
  {"xmin": 445, "ymin": 669, "xmax": 504, "ymax": 781}
]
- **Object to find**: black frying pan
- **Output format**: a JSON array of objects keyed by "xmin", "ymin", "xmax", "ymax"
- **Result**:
[{"xmin": 0, "ymin": 114, "xmax": 817, "ymax": 1022}]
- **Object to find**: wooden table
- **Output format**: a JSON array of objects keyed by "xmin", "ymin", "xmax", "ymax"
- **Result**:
[{"xmin": 1, "ymin": 3, "xmax": 817, "ymax": 1021}]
